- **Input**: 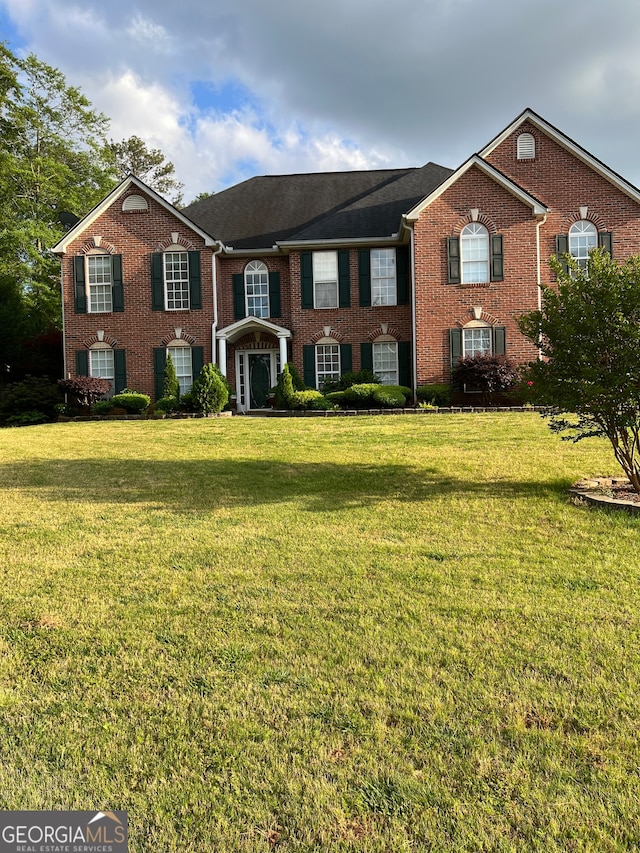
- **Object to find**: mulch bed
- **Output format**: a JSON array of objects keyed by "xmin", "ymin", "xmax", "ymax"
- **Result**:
[{"xmin": 571, "ymin": 477, "xmax": 640, "ymax": 513}]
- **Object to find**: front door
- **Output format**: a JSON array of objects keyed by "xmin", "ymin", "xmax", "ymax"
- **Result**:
[{"xmin": 249, "ymin": 354, "xmax": 271, "ymax": 409}]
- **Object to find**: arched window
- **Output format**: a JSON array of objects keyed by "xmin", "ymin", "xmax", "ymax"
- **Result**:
[
  {"xmin": 460, "ymin": 223, "xmax": 489, "ymax": 284},
  {"xmin": 569, "ymin": 220, "xmax": 597, "ymax": 270},
  {"xmin": 517, "ymin": 133, "xmax": 535, "ymax": 160},
  {"xmin": 245, "ymin": 260, "xmax": 269, "ymax": 318}
]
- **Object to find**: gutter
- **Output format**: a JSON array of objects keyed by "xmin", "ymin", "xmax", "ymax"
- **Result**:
[{"xmin": 211, "ymin": 241, "xmax": 224, "ymax": 366}]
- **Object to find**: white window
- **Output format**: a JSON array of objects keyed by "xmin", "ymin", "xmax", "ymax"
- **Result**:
[
  {"xmin": 371, "ymin": 248, "xmax": 396, "ymax": 306},
  {"xmin": 245, "ymin": 260, "xmax": 269, "ymax": 318},
  {"xmin": 373, "ymin": 341, "xmax": 398, "ymax": 385},
  {"xmin": 460, "ymin": 223, "xmax": 489, "ymax": 284},
  {"xmin": 463, "ymin": 327, "xmax": 491, "ymax": 358},
  {"xmin": 313, "ymin": 251, "xmax": 338, "ymax": 309},
  {"xmin": 164, "ymin": 252, "xmax": 190, "ymax": 310},
  {"xmin": 517, "ymin": 133, "xmax": 535, "ymax": 160},
  {"xmin": 89, "ymin": 347, "xmax": 114, "ymax": 395},
  {"xmin": 168, "ymin": 345, "xmax": 193, "ymax": 395},
  {"xmin": 569, "ymin": 220, "xmax": 597, "ymax": 271},
  {"xmin": 316, "ymin": 344, "xmax": 340, "ymax": 389},
  {"xmin": 87, "ymin": 255, "xmax": 112, "ymax": 313}
]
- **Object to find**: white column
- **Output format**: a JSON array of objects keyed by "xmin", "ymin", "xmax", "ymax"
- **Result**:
[
  {"xmin": 278, "ymin": 334, "xmax": 288, "ymax": 367},
  {"xmin": 218, "ymin": 337, "xmax": 227, "ymax": 377}
]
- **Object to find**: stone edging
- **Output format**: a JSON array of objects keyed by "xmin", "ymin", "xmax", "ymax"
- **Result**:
[
  {"xmin": 570, "ymin": 477, "xmax": 640, "ymax": 515},
  {"xmin": 249, "ymin": 406, "xmax": 542, "ymax": 418}
]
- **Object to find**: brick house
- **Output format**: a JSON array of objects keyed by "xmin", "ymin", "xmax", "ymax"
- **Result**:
[{"xmin": 52, "ymin": 109, "xmax": 640, "ymax": 411}]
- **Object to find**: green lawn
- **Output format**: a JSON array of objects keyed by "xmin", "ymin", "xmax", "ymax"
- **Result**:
[{"xmin": 0, "ymin": 414, "xmax": 639, "ymax": 852}]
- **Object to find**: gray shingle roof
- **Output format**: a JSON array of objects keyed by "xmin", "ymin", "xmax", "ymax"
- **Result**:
[{"xmin": 182, "ymin": 164, "xmax": 452, "ymax": 249}]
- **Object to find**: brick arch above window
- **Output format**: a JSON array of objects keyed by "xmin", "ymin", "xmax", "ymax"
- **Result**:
[
  {"xmin": 453, "ymin": 309, "xmax": 500, "ymax": 328},
  {"xmin": 367, "ymin": 324, "xmax": 401, "ymax": 342},
  {"xmin": 452, "ymin": 212, "xmax": 498, "ymax": 236},
  {"xmin": 561, "ymin": 210, "xmax": 607, "ymax": 232},
  {"xmin": 310, "ymin": 327, "xmax": 344, "ymax": 344},
  {"xmin": 82, "ymin": 333, "xmax": 119, "ymax": 348},
  {"xmin": 79, "ymin": 237, "xmax": 118, "ymax": 255},
  {"xmin": 156, "ymin": 233, "xmax": 198, "ymax": 252},
  {"xmin": 159, "ymin": 329, "xmax": 196, "ymax": 347}
]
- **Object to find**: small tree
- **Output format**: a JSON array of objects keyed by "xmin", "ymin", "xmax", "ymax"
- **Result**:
[
  {"xmin": 453, "ymin": 354, "xmax": 517, "ymax": 405},
  {"xmin": 518, "ymin": 248, "xmax": 640, "ymax": 492},
  {"xmin": 58, "ymin": 376, "xmax": 112, "ymax": 410},
  {"xmin": 163, "ymin": 352, "xmax": 180, "ymax": 400},
  {"xmin": 274, "ymin": 363, "xmax": 295, "ymax": 409},
  {"xmin": 191, "ymin": 364, "xmax": 229, "ymax": 415}
]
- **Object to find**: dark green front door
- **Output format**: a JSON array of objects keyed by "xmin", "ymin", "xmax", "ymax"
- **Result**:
[{"xmin": 249, "ymin": 354, "xmax": 271, "ymax": 408}]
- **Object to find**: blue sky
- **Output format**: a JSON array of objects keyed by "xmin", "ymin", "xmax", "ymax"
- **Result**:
[{"xmin": 3, "ymin": 0, "xmax": 640, "ymax": 204}]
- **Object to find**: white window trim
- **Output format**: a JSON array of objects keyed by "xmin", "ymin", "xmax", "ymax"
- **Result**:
[
  {"xmin": 313, "ymin": 251, "xmax": 339, "ymax": 309},
  {"xmin": 164, "ymin": 250, "xmax": 190, "ymax": 311},
  {"xmin": 371, "ymin": 248, "xmax": 397, "ymax": 306},
  {"xmin": 89, "ymin": 345, "xmax": 115, "ymax": 397},
  {"xmin": 167, "ymin": 342, "xmax": 194, "ymax": 396},
  {"xmin": 568, "ymin": 220, "xmax": 597, "ymax": 270},
  {"xmin": 245, "ymin": 260, "xmax": 270, "ymax": 319},
  {"xmin": 462, "ymin": 322, "xmax": 492, "ymax": 358},
  {"xmin": 372, "ymin": 340, "xmax": 399, "ymax": 386},
  {"xmin": 86, "ymin": 253, "xmax": 113, "ymax": 314},
  {"xmin": 460, "ymin": 223, "xmax": 490, "ymax": 284},
  {"xmin": 315, "ymin": 343, "xmax": 341, "ymax": 390}
]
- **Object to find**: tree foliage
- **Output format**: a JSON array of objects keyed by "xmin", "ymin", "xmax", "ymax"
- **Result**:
[
  {"xmin": 163, "ymin": 352, "xmax": 180, "ymax": 400},
  {"xmin": 58, "ymin": 376, "xmax": 112, "ymax": 410},
  {"xmin": 191, "ymin": 364, "xmax": 229, "ymax": 414},
  {"xmin": 105, "ymin": 135, "xmax": 183, "ymax": 206},
  {"xmin": 518, "ymin": 249, "xmax": 640, "ymax": 492}
]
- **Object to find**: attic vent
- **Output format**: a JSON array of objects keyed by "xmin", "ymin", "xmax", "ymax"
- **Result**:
[
  {"xmin": 517, "ymin": 133, "xmax": 535, "ymax": 160},
  {"xmin": 122, "ymin": 194, "xmax": 149, "ymax": 212}
]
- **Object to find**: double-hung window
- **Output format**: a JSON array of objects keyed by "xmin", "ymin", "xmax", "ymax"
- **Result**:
[
  {"xmin": 245, "ymin": 260, "xmax": 269, "ymax": 318},
  {"xmin": 462, "ymin": 326, "xmax": 492, "ymax": 358},
  {"xmin": 164, "ymin": 252, "xmax": 190, "ymax": 310},
  {"xmin": 315, "ymin": 344, "xmax": 340, "ymax": 389},
  {"xmin": 371, "ymin": 248, "xmax": 396, "ymax": 305},
  {"xmin": 167, "ymin": 345, "xmax": 194, "ymax": 396},
  {"xmin": 313, "ymin": 252, "xmax": 338, "ymax": 309},
  {"xmin": 373, "ymin": 342, "xmax": 398, "ymax": 385},
  {"xmin": 87, "ymin": 255, "xmax": 113, "ymax": 312}
]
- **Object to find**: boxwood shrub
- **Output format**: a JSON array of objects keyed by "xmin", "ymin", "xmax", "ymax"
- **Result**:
[
  {"xmin": 290, "ymin": 390, "xmax": 332, "ymax": 410},
  {"xmin": 110, "ymin": 392, "xmax": 151, "ymax": 414},
  {"xmin": 416, "ymin": 383, "xmax": 452, "ymax": 406},
  {"xmin": 372, "ymin": 386, "xmax": 406, "ymax": 407}
]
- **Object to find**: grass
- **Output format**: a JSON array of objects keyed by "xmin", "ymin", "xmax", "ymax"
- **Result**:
[{"xmin": 0, "ymin": 413, "xmax": 639, "ymax": 851}]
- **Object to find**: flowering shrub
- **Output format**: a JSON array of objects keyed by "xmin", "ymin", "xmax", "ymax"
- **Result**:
[
  {"xmin": 452, "ymin": 355, "xmax": 517, "ymax": 405},
  {"xmin": 58, "ymin": 376, "xmax": 111, "ymax": 410}
]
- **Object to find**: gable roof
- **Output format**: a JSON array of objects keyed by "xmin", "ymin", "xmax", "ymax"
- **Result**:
[
  {"xmin": 403, "ymin": 155, "xmax": 549, "ymax": 221},
  {"xmin": 51, "ymin": 175, "xmax": 218, "ymax": 254},
  {"xmin": 480, "ymin": 107, "xmax": 640, "ymax": 205},
  {"xmin": 182, "ymin": 167, "xmax": 445, "ymax": 250}
]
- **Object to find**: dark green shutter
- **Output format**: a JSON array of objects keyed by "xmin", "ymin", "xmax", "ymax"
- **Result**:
[
  {"xmin": 490, "ymin": 235, "xmax": 504, "ymax": 282},
  {"xmin": 492, "ymin": 326, "xmax": 506, "ymax": 356},
  {"xmin": 449, "ymin": 329, "xmax": 463, "ymax": 367},
  {"xmin": 301, "ymin": 252, "xmax": 313, "ymax": 309},
  {"xmin": 358, "ymin": 249, "xmax": 371, "ymax": 306},
  {"xmin": 74, "ymin": 257, "xmax": 87, "ymax": 313},
  {"xmin": 447, "ymin": 237, "xmax": 461, "ymax": 284},
  {"xmin": 338, "ymin": 250, "xmax": 350, "ymax": 308},
  {"xmin": 114, "ymin": 349, "xmax": 126, "ymax": 393},
  {"xmin": 555, "ymin": 235, "xmax": 569, "ymax": 275},
  {"xmin": 398, "ymin": 341, "xmax": 411, "ymax": 388},
  {"xmin": 269, "ymin": 271, "xmax": 281, "ymax": 318},
  {"xmin": 151, "ymin": 253, "xmax": 164, "ymax": 310},
  {"xmin": 76, "ymin": 349, "xmax": 88, "ymax": 376},
  {"xmin": 112, "ymin": 255, "xmax": 124, "ymax": 312},
  {"xmin": 232, "ymin": 274, "xmax": 245, "ymax": 320},
  {"xmin": 191, "ymin": 346, "xmax": 204, "ymax": 382},
  {"xmin": 360, "ymin": 342, "xmax": 373, "ymax": 373},
  {"xmin": 598, "ymin": 231, "xmax": 613, "ymax": 256},
  {"xmin": 188, "ymin": 251, "xmax": 202, "ymax": 309},
  {"xmin": 303, "ymin": 345, "xmax": 315, "ymax": 388},
  {"xmin": 153, "ymin": 347, "xmax": 166, "ymax": 400},
  {"xmin": 340, "ymin": 344, "xmax": 352, "ymax": 374},
  {"xmin": 396, "ymin": 246, "xmax": 410, "ymax": 304}
]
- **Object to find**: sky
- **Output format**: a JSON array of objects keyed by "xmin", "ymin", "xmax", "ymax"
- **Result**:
[{"xmin": 2, "ymin": 0, "xmax": 640, "ymax": 204}]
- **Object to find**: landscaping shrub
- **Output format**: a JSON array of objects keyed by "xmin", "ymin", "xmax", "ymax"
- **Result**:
[
  {"xmin": 416, "ymin": 383, "xmax": 452, "ymax": 406},
  {"xmin": 274, "ymin": 364, "xmax": 295, "ymax": 409},
  {"xmin": 179, "ymin": 392, "xmax": 195, "ymax": 412},
  {"xmin": 1, "ymin": 375, "xmax": 62, "ymax": 423},
  {"xmin": 191, "ymin": 364, "xmax": 229, "ymax": 414},
  {"xmin": 4, "ymin": 410, "xmax": 50, "ymax": 426},
  {"xmin": 288, "ymin": 362, "xmax": 306, "ymax": 391},
  {"xmin": 153, "ymin": 396, "xmax": 178, "ymax": 414},
  {"xmin": 321, "ymin": 369, "xmax": 377, "ymax": 393},
  {"xmin": 58, "ymin": 376, "xmax": 112, "ymax": 410},
  {"xmin": 343, "ymin": 383, "xmax": 381, "ymax": 407},
  {"xmin": 163, "ymin": 353, "xmax": 180, "ymax": 400},
  {"xmin": 91, "ymin": 400, "xmax": 113, "ymax": 415},
  {"xmin": 372, "ymin": 386, "xmax": 406, "ymax": 408},
  {"xmin": 453, "ymin": 355, "xmax": 518, "ymax": 405},
  {"xmin": 110, "ymin": 391, "xmax": 151, "ymax": 414},
  {"xmin": 290, "ymin": 390, "xmax": 332, "ymax": 410}
]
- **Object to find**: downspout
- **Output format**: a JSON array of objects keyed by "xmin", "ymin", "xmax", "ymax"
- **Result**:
[
  {"xmin": 535, "ymin": 214, "xmax": 547, "ymax": 359},
  {"xmin": 211, "ymin": 242, "xmax": 223, "ymax": 366},
  {"xmin": 60, "ymin": 257, "xmax": 68, "ymax": 379},
  {"xmin": 409, "ymin": 222, "xmax": 417, "ymax": 401}
]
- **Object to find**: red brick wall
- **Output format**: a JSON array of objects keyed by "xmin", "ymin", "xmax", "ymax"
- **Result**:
[{"xmin": 63, "ymin": 190, "xmax": 214, "ymax": 399}]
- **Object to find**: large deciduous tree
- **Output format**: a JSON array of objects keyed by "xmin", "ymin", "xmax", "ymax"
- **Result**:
[
  {"xmin": 518, "ymin": 249, "xmax": 640, "ymax": 492},
  {"xmin": 105, "ymin": 135, "xmax": 184, "ymax": 206}
]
